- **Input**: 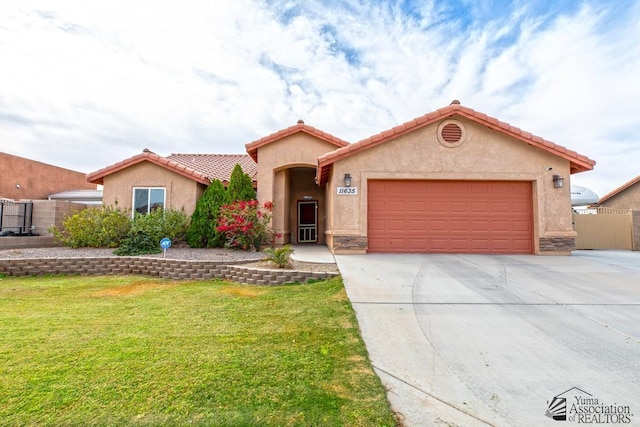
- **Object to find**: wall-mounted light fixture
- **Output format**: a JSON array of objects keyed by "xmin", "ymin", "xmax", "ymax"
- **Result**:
[
  {"xmin": 553, "ymin": 175, "xmax": 564, "ymax": 189},
  {"xmin": 343, "ymin": 173, "xmax": 352, "ymax": 187}
]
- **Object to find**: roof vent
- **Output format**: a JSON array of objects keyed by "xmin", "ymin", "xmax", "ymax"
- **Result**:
[
  {"xmin": 297, "ymin": 119, "xmax": 304, "ymax": 124},
  {"xmin": 450, "ymin": 99, "xmax": 461, "ymax": 105}
]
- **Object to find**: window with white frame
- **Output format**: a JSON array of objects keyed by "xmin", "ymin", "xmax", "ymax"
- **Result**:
[{"xmin": 133, "ymin": 187, "xmax": 165, "ymax": 215}]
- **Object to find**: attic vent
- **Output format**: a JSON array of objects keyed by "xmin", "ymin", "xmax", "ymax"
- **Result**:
[{"xmin": 437, "ymin": 120, "xmax": 465, "ymax": 147}]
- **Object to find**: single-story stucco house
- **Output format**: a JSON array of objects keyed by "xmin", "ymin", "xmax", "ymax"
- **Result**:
[
  {"xmin": 596, "ymin": 175, "xmax": 640, "ymax": 210},
  {"xmin": 87, "ymin": 101, "xmax": 595, "ymax": 255}
]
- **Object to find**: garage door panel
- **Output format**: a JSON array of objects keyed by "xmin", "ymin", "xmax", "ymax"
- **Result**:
[
  {"xmin": 408, "ymin": 239, "xmax": 428, "ymax": 249},
  {"xmin": 429, "ymin": 219, "xmax": 448, "ymax": 231},
  {"xmin": 409, "ymin": 220, "xmax": 427, "ymax": 230},
  {"xmin": 408, "ymin": 201, "xmax": 427, "ymax": 211},
  {"xmin": 388, "ymin": 201, "xmax": 406, "ymax": 213},
  {"xmin": 511, "ymin": 202, "xmax": 530, "ymax": 213},
  {"xmin": 368, "ymin": 180, "xmax": 532, "ymax": 254},
  {"xmin": 471, "ymin": 239, "xmax": 490, "ymax": 250},
  {"xmin": 388, "ymin": 220, "xmax": 406, "ymax": 230},
  {"xmin": 512, "ymin": 221, "xmax": 531, "ymax": 232},
  {"xmin": 450, "ymin": 201, "xmax": 468, "ymax": 212},
  {"xmin": 470, "ymin": 201, "xmax": 490, "ymax": 212},
  {"xmin": 429, "ymin": 201, "xmax": 448, "ymax": 212}
]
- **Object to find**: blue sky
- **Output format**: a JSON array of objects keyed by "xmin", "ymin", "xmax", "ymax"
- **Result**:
[{"xmin": 1, "ymin": 0, "xmax": 639, "ymax": 196}]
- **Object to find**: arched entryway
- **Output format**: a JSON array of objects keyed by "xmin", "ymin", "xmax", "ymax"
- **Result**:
[{"xmin": 273, "ymin": 166, "xmax": 326, "ymax": 245}]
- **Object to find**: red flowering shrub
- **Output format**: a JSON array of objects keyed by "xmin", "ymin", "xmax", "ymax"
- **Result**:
[{"xmin": 217, "ymin": 200, "xmax": 274, "ymax": 251}]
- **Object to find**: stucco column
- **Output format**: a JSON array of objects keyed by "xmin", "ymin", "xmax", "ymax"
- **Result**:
[{"xmin": 271, "ymin": 169, "xmax": 290, "ymax": 244}]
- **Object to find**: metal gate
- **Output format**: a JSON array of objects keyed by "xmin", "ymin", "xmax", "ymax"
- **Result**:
[
  {"xmin": 573, "ymin": 207, "xmax": 633, "ymax": 250},
  {"xmin": 0, "ymin": 201, "xmax": 34, "ymax": 235}
]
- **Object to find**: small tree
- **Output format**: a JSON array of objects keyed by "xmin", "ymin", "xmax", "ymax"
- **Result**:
[
  {"xmin": 186, "ymin": 179, "xmax": 229, "ymax": 248},
  {"xmin": 217, "ymin": 200, "xmax": 274, "ymax": 251},
  {"xmin": 227, "ymin": 164, "xmax": 255, "ymax": 202}
]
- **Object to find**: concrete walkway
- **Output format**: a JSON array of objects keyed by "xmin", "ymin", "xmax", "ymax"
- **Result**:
[{"xmin": 289, "ymin": 244, "xmax": 336, "ymax": 264}]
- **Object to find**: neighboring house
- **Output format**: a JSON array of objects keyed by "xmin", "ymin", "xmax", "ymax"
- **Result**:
[
  {"xmin": 596, "ymin": 175, "xmax": 640, "ymax": 210},
  {"xmin": 0, "ymin": 151, "xmax": 96, "ymax": 200},
  {"xmin": 86, "ymin": 150, "xmax": 257, "ymax": 215},
  {"xmin": 88, "ymin": 101, "xmax": 596, "ymax": 255}
]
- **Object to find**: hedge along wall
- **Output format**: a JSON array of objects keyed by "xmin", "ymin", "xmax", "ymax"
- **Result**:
[{"xmin": 0, "ymin": 257, "xmax": 338, "ymax": 285}]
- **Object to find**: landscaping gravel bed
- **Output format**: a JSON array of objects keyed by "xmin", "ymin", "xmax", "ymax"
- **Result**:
[{"xmin": 0, "ymin": 247, "xmax": 264, "ymax": 261}]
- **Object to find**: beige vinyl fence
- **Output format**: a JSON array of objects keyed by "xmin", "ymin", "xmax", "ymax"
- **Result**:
[{"xmin": 573, "ymin": 207, "xmax": 633, "ymax": 250}]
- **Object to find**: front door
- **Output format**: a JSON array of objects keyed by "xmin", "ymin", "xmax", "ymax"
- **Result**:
[{"xmin": 298, "ymin": 201, "xmax": 317, "ymax": 243}]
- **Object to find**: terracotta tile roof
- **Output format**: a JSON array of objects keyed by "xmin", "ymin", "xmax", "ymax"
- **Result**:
[
  {"xmin": 316, "ymin": 101, "xmax": 596, "ymax": 185},
  {"xmin": 86, "ymin": 150, "xmax": 256, "ymax": 186},
  {"xmin": 245, "ymin": 120, "xmax": 350, "ymax": 162},
  {"xmin": 597, "ymin": 174, "xmax": 640, "ymax": 204},
  {"xmin": 166, "ymin": 153, "xmax": 257, "ymax": 184}
]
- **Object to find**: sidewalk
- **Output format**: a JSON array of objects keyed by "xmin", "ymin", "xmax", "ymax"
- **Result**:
[{"xmin": 290, "ymin": 244, "xmax": 336, "ymax": 264}]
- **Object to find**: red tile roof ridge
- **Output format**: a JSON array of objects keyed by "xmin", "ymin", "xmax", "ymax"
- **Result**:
[{"xmin": 598, "ymin": 174, "xmax": 640, "ymax": 204}]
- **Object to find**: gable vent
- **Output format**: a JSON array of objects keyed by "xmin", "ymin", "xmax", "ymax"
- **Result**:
[
  {"xmin": 441, "ymin": 123, "xmax": 462, "ymax": 143},
  {"xmin": 437, "ymin": 120, "xmax": 465, "ymax": 147}
]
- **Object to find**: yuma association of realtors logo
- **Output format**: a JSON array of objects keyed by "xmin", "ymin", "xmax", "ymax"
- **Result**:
[{"xmin": 545, "ymin": 387, "xmax": 634, "ymax": 424}]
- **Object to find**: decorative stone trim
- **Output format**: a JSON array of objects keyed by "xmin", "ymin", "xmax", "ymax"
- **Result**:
[
  {"xmin": 332, "ymin": 235, "xmax": 367, "ymax": 251},
  {"xmin": 0, "ymin": 257, "xmax": 338, "ymax": 285},
  {"xmin": 539, "ymin": 237, "xmax": 575, "ymax": 252}
]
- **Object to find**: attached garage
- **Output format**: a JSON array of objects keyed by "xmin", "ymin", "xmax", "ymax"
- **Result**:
[{"xmin": 368, "ymin": 180, "xmax": 533, "ymax": 254}]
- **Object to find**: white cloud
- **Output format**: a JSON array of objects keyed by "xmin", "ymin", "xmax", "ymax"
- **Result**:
[{"xmin": 0, "ymin": 0, "xmax": 638, "ymax": 197}]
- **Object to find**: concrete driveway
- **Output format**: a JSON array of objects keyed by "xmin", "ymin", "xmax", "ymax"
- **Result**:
[{"xmin": 335, "ymin": 251, "xmax": 640, "ymax": 426}]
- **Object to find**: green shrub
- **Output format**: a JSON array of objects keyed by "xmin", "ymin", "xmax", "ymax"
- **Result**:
[
  {"xmin": 112, "ymin": 208, "xmax": 188, "ymax": 256},
  {"xmin": 131, "ymin": 207, "xmax": 189, "ymax": 244},
  {"xmin": 113, "ymin": 231, "xmax": 162, "ymax": 256},
  {"xmin": 227, "ymin": 164, "xmax": 256, "ymax": 202},
  {"xmin": 50, "ymin": 206, "xmax": 131, "ymax": 248},
  {"xmin": 186, "ymin": 179, "xmax": 229, "ymax": 248},
  {"xmin": 263, "ymin": 244, "xmax": 294, "ymax": 268}
]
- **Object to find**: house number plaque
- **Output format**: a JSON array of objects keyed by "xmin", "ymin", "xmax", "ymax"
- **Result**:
[{"xmin": 337, "ymin": 187, "xmax": 358, "ymax": 195}]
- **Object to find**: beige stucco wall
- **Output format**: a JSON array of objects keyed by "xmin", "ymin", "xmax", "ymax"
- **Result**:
[
  {"xmin": 599, "ymin": 185, "xmax": 640, "ymax": 210},
  {"xmin": 101, "ymin": 162, "xmax": 205, "ymax": 215},
  {"xmin": 255, "ymin": 133, "xmax": 344, "ymax": 244},
  {"xmin": 325, "ymin": 117, "xmax": 575, "ymax": 254}
]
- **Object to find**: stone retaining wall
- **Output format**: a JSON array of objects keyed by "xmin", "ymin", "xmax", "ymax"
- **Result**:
[{"xmin": 0, "ymin": 257, "xmax": 338, "ymax": 285}]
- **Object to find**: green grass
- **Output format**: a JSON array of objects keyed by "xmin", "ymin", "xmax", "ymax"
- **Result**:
[{"xmin": 0, "ymin": 275, "xmax": 396, "ymax": 426}]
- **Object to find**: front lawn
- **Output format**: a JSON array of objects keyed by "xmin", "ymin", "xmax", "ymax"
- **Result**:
[{"xmin": 0, "ymin": 276, "xmax": 396, "ymax": 426}]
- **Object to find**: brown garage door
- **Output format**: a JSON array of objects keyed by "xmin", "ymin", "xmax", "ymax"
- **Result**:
[{"xmin": 368, "ymin": 180, "xmax": 532, "ymax": 254}]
